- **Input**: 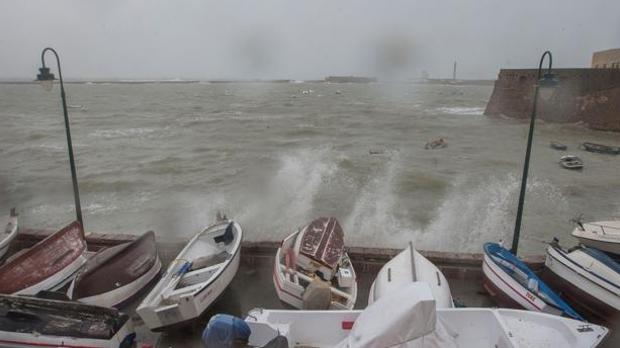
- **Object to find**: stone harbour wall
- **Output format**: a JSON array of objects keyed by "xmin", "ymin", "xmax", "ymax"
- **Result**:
[{"xmin": 484, "ymin": 68, "xmax": 620, "ymax": 131}]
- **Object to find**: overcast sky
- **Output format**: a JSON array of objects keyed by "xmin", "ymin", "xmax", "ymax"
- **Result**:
[{"xmin": 1, "ymin": 0, "xmax": 619, "ymax": 80}]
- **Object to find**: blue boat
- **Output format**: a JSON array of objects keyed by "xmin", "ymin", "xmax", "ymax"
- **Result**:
[{"xmin": 482, "ymin": 242, "xmax": 583, "ymax": 321}]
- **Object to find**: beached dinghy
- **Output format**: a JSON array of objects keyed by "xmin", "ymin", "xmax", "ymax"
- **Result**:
[
  {"xmin": 67, "ymin": 230, "xmax": 161, "ymax": 308},
  {"xmin": 542, "ymin": 240, "xmax": 620, "ymax": 320},
  {"xmin": 0, "ymin": 294, "xmax": 135, "ymax": 348},
  {"xmin": 137, "ymin": 219, "xmax": 242, "ymax": 330},
  {"xmin": 368, "ymin": 241, "xmax": 453, "ymax": 308},
  {"xmin": 207, "ymin": 282, "xmax": 607, "ymax": 348},
  {"xmin": 0, "ymin": 221, "xmax": 88, "ymax": 295},
  {"xmin": 274, "ymin": 217, "xmax": 357, "ymax": 310},
  {"xmin": 571, "ymin": 220, "xmax": 620, "ymax": 255},
  {"xmin": 0, "ymin": 208, "xmax": 18, "ymax": 261},
  {"xmin": 482, "ymin": 242, "xmax": 583, "ymax": 320}
]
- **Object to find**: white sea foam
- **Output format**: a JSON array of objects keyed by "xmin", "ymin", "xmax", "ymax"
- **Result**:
[
  {"xmin": 91, "ymin": 128, "xmax": 157, "ymax": 139},
  {"xmin": 434, "ymin": 106, "xmax": 485, "ymax": 115}
]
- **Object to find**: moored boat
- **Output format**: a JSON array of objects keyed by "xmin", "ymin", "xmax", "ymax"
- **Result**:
[
  {"xmin": 571, "ymin": 220, "xmax": 620, "ymax": 256},
  {"xmin": 273, "ymin": 217, "xmax": 357, "ymax": 310},
  {"xmin": 482, "ymin": 242, "xmax": 583, "ymax": 320},
  {"xmin": 137, "ymin": 219, "xmax": 242, "ymax": 330},
  {"xmin": 0, "ymin": 221, "xmax": 88, "ymax": 295},
  {"xmin": 207, "ymin": 282, "xmax": 608, "ymax": 348},
  {"xmin": 542, "ymin": 240, "xmax": 620, "ymax": 321},
  {"xmin": 368, "ymin": 241, "xmax": 453, "ymax": 308},
  {"xmin": 67, "ymin": 230, "xmax": 162, "ymax": 308},
  {"xmin": 559, "ymin": 155, "xmax": 584, "ymax": 169},
  {"xmin": 580, "ymin": 142, "xmax": 620, "ymax": 155},
  {"xmin": 550, "ymin": 141, "xmax": 567, "ymax": 150},
  {"xmin": 0, "ymin": 208, "xmax": 18, "ymax": 261},
  {"xmin": 0, "ymin": 294, "xmax": 135, "ymax": 348}
]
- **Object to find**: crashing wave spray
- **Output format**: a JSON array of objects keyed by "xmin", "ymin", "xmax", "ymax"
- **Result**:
[{"xmin": 416, "ymin": 175, "xmax": 568, "ymax": 254}]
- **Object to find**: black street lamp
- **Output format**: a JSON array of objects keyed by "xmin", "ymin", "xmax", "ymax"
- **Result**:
[
  {"xmin": 511, "ymin": 51, "xmax": 558, "ymax": 255},
  {"xmin": 36, "ymin": 47, "xmax": 83, "ymax": 226}
]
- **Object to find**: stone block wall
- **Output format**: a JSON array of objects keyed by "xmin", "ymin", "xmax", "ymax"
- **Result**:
[{"xmin": 484, "ymin": 68, "xmax": 620, "ymax": 131}]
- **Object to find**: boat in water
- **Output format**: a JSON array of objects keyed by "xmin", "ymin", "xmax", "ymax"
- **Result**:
[
  {"xmin": 137, "ymin": 219, "xmax": 242, "ymax": 330},
  {"xmin": 571, "ymin": 220, "xmax": 620, "ymax": 256},
  {"xmin": 550, "ymin": 141, "xmax": 567, "ymax": 150},
  {"xmin": 482, "ymin": 242, "xmax": 583, "ymax": 320},
  {"xmin": 67, "ymin": 230, "xmax": 162, "ymax": 308},
  {"xmin": 580, "ymin": 142, "xmax": 620, "ymax": 155},
  {"xmin": 0, "ymin": 208, "xmax": 18, "ymax": 261},
  {"xmin": 542, "ymin": 240, "xmax": 620, "ymax": 321},
  {"xmin": 559, "ymin": 155, "xmax": 584, "ymax": 170},
  {"xmin": 206, "ymin": 282, "xmax": 608, "ymax": 348},
  {"xmin": 368, "ymin": 241, "xmax": 453, "ymax": 308},
  {"xmin": 273, "ymin": 217, "xmax": 357, "ymax": 310},
  {"xmin": 0, "ymin": 221, "xmax": 88, "ymax": 295},
  {"xmin": 0, "ymin": 294, "xmax": 135, "ymax": 348}
]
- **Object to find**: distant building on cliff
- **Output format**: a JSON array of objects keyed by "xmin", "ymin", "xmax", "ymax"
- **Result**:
[{"xmin": 592, "ymin": 48, "xmax": 620, "ymax": 69}]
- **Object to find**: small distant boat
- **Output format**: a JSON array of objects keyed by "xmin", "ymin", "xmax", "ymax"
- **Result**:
[
  {"xmin": 137, "ymin": 219, "xmax": 242, "ymax": 330},
  {"xmin": 273, "ymin": 217, "xmax": 357, "ymax": 310},
  {"xmin": 559, "ymin": 155, "xmax": 584, "ymax": 169},
  {"xmin": 0, "ymin": 221, "xmax": 88, "ymax": 295},
  {"xmin": 580, "ymin": 142, "xmax": 620, "ymax": 155},
  {"xmin": 482, "ymin": 242, "xmax": 583, "ymax": 320},
  {"xmin": 572, "ymin": 220, "xmax": 620, "ymax": 255},
  {"xmin": 212, "ymin": 282, "xmax": 608, "ymax": 348},
  {"xmin": 542, "ymin": 240, "xmax": 620, "ymax": 320},
  {"xmin": 368, "ymin": 241, "xmax": 453, "ymax": 308},
  {"xmin": 550, "ymin": 141, "xmax": 567, "ymax": 150},
  {"xmin": 67, "ymin": 230, "xmax": 162, "ymax": 308},
  {"xmin": 0, "ymin": 208, "xmax": 18, "ymax": 261},
  {"xmin": 0, "ymin": 294, "xmax": 135, "ymax": 348},
  {"xmin": 425, "ymin": 137, "xmax": 446, "ymax": 149}
]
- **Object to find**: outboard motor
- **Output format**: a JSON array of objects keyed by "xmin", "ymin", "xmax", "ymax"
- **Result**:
[{"xmin": 202, "ymin": 314, "xmax": 251, "ymax": 348}]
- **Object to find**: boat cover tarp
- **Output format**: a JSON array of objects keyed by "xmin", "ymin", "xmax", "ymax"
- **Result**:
[
  {"xmin": 336, "ymin": 282, "xmax": 443, "ymax": 348},
  {"xmin": 484, "ymin": 242, "xmax": 583, "ymax": 321},
  {"xmin": 299, "ymin": 217, "xmax": 344, "ymax": 269},
  {"xmin": 582, "ymin": 246, "xmax": 620, "ymax": 275}
]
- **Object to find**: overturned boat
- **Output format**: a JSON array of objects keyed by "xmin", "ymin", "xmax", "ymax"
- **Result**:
[
  {"xmin": 580, "ymin": 142, "xmax": 620, "ymax": 155},
  {"xmin": 0, "ymin": 294, "xmax": 135, "ymax": 348},
  {"xmin": 368, "ymin": 241, "xmax": 453, "ymax": 308},
  {"xmin": 208, "ymin": 282, "xmax": 607, "ymax": 348},
  {"xmin": 542, "ymin": 240, "xmax": 620, "ymax": 321},
  {"xmin": 0, "ymin": 208, "xmax": 18, "ymax": 261},
  {"xmin": 273, "ymin": 217, "xmax": 357, "ymax": 310},
  {"xmin": 0, "ymin": 221, "xmax": 88, "ymax": 295},
  {"xmin": 67, "ymin": 230, "xmax": 162, "ymax": 308},
  {"xmin": 571, "ymin": 220, "xmax": 620, "ymax": 256},
  {"xmin": 482, "ymin": 242, "xmax": 583, "ymax": 320},
  {"xmin": 559, "ymin": 155, "xmax": 584, "ymax": 170},
  {"xmin": 137, "ymin": 219, "xmax": 242, "ymax": 330}
]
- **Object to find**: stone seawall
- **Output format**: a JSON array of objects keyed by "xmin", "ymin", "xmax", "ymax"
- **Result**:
[{"xmin": 484, "ymin": 68, "xmax": 620, "ymax": 131}]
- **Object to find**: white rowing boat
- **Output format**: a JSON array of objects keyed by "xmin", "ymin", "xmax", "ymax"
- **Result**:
[
  {"xmin": 234, "ymin": 282, "xmax": 608, "ymax": 348},
  {"xmin": 0, "ymin": 209, "xmax": 18, "ymax": 261},
  {"xmin": 273, "ymin": 217, "xmax": 357, "ymax": 310},
  {"xmin": 368, "ymin": 241, "xmax": 453, "ymax": 308},
  {"xmin": 137, "ymin": 219, "xmax": 242, "ymax": 330},
  {"xmin": 571, "ymin": 220, "xmax": 620, "ymax": 255}
]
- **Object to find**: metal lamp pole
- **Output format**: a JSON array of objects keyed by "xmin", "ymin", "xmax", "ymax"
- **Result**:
[
  {"xmin": 36, "ymin": 47, "xmax": 83, "ymax": 226},
  {"xmin": 511, "ymin": 51, "xmax": 557, "ymax": 255}
]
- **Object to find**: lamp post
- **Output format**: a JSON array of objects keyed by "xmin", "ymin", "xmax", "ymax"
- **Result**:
[
  {"xmin": 36, "ymin": 47, "xmax": 83, "ymax": 226},
  {"xmin": 511, "ymin": 51, "xmax": 558, "ymax": 255}
]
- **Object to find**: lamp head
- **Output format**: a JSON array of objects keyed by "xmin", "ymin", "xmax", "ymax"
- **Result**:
[
  {"xmin": 37, "ymin": 67, "xmax": 55, "ymax": 91},
  {"xmin": 538, "ymin": 72, "xmax": 558, "ymax": 101}
]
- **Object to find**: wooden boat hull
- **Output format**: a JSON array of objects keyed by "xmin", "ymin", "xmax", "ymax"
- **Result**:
[
  {"xmin": 542, "ymin": 245, "xmax": 620, "ymax": 321},
  {"xmin": 0, "ymin": 294, "xmax": 135, "ymax": 348},
  {"xmin": 574, "ymin": 237, "xmax": 620, "ymax": 256},
  {"xmin": 0, "ymin": 221, "xmax": 88, "ymax": 295},
  {"xmin": 137, "ymin": 220, "xmax": 243, "ymax": 330},
  {"xmin": 482, "ymin": 253, "xmax": 560, "ymax": 315},
  {"xmin": 0, "ymin": 209, "xmax": 18, "ymax": 261},
  {"xmin": 68, "ymin": 231, "xmax": 162, "ymax": 308},
  {"xmin": 572, "ymin": 221, "xmax": 620, "ymax": 256}
]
